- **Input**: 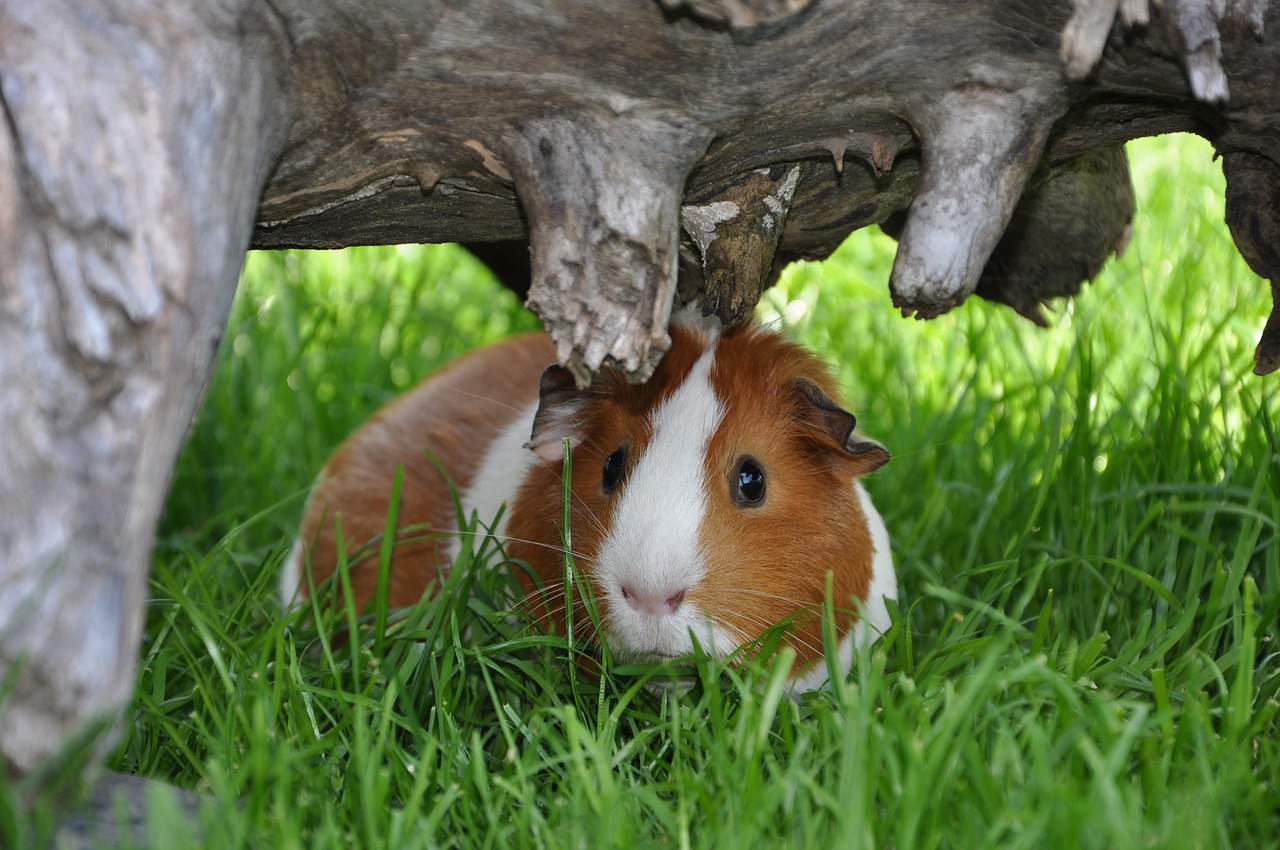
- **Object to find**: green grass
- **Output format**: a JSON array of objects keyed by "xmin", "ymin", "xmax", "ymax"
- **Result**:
[{"xmin": 8, "ymin": 133, "xmax": 1280, "ymax": 849}]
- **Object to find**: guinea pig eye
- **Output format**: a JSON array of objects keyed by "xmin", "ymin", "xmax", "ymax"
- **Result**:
[
  {"xmin": 734, "ymin": 457, "xmax": 766, "ymax": 507},
  {"xmin": 602, "ymin": 447, "xmax": 627, "ymax": 494}
]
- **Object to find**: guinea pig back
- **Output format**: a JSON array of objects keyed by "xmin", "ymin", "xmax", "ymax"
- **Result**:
[
  {"xmin": 285, "ymin": 317, "xmax": 895, "ymax": 691},
  {"xmin": 283, "ymin": 331, "xmax": 555, "ymax": 607}
]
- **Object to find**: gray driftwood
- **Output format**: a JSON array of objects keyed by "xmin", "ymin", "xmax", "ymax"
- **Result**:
[
  {"xmin": 1, "ymin": 0, "xmax": 1277, "ymax": 797},
  {"xmin": 0, "ymin": 0, "xmax": 289, "ymax": 777}
]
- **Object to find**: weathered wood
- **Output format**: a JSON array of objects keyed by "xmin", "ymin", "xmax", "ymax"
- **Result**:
[
  {"xmin": 503, "ymin": 111, "xmax": 711, "ymax": 384},
  {"xmin": 2, "ymin": 0, "xmax": 1278, "ymax": 791},
  {"xmin": 31, "ymin": 771, "xmax": 204, "ymax": 850},
  {"xmin": 682, "ymin": 163, "xmax": 806, "ymax": 324},
  {"xmin": 883, "ymin": 146, "xmax": 1136, "ymax": 325},
  {"xmin": 0, "ymin": 0, "xmax": 290, "ymax": 776},
  {"xmin": 249, "ymin": 0, "xmax": 1280, "ymax": 374},
  {"xmin": 887, "ymin": 81, "xmax": 1063, "ymax": 318}
]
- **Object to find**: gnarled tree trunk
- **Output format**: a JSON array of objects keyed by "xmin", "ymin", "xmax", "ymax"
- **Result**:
[
  {"xmin": 1, "ymin": 0, "xmax": 1276, "ymax": 790},
  {"xmin": 0, "ymin": 0, "xmax": 291, "ymax": 777}
]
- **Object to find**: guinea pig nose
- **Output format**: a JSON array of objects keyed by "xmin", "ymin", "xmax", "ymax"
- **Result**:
[{"xmin": 620, "ymin": 585, "xmax": 687, "ymax": 616}]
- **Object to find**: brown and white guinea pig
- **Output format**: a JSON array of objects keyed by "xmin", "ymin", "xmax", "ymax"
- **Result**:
[{"xmin": 282, "ymin": 312, "xmax": 895, "ymax": 692}]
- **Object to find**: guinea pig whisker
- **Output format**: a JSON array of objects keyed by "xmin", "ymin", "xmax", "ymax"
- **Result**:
[
  {"xmin": 523, "ymin": 586, "xmax": 570, "ymax": 609},
  {"xmin": 704, "ymin": 615, "xmax": 831, "ymax": 667},
  {"xmin": 716, "ymin": 610, "xmax": 789, "ymax": 640},
  {"xmin": 515, "ymin": 582, "xmax": 600, "ymax": 627},
  {"xmin": 725, "ymin": 598, "xmax": 834, "ymax": 634},
  {"xmin": 438, "ymin": 384, "xmax": 529, "ymax": 416},
  {"xmin": 526, "ymin": 453, "xmax": 612, "ymax": 541},
  {"xmin": 714, "ymin": 619, "xmax": 755, "ymax": 647},
  {"xmin": 567, "ymin": 495, "xmax": 611, "ymax": 540},
  {"xmin": 730, "ymin": 588, "xmax": 862, "ymax": 627},
  {"xmin": 721, "ymin": 616, "xmax": 825, "ymax": 659},
  {"xmin": 517, "ymin": 581, "xmax": 566, "ymax": 608},
  {"xmin": 397, "ymin": 521, "xmax": 601, "ymax": 567},
  {"xmin": 694, "ymin": 584, "xmax": 818, "ymax": 620},
  {"xmin": 448, "ymin": 525, "xmax": 598, "ymax": 564},
  {"xmin": 711, "ymin": 604, "xmax": 829, "ymax": 658},
  {"xmin": 719, "ymin": 586, "xmax": 820, "ymax": 610}
]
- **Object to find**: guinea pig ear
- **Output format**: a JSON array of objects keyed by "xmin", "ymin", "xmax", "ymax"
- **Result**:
[
  {"xmin": 525, "ymin": 364, "xmax": 592, "ymax": 463},
  {"xmin": 845, "ymin": 435, "xmax": 891, "ymax": 476},
  {"xmin": 793, "ymin": 380, "xmax": 890, "ymax": 476}
]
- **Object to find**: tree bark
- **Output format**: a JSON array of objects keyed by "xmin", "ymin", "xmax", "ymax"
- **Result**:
[
  {"xmin": 0, "ymin": 0, "xmax": 291, "ymax": 779},
  {"xmin": 1, "ymin": 0, "xmax": 1278, "ymax": 787},
  {"xmin": 248, "ymin": 0, "xmax": 1280, "ymax": 378}
]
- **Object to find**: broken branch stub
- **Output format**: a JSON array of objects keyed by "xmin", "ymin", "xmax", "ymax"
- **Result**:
[
  {"xmin": 889, "ymin": 81, "xmax": 1063, "ymax": 319},
  {"xmin": 681, "ymin": 163, "xmax": 805, "ymax": 324},
  {"xmin": 880, "ymin": 146, "xmax": 1135, "ymax": 326},
  {"xmin": 503, "ymin": 112, "xmax": 711, "ymax": 386},
  {"xmin": 1259, "ymin": 282, "xmax": 1280, "ymax": 376}
]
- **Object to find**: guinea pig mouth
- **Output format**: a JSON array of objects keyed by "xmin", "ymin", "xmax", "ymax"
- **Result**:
[
  {"xmin": 641, "ymin": 650, "xmax": 688, "ymax": 662},
  {"xmin": 617, "ymin": 647, "xmax": 678, "ymax": 662},
  {"xmin": 611, "ymin": 642, "xmax": 730, "ymax": 666},
  {"xmin": 607, "ymin": 644, "xmax": 693, "ymax": 665},
  {"xmin": 602, "ymin": 621, "xmax": 736, "ymax": 666}
]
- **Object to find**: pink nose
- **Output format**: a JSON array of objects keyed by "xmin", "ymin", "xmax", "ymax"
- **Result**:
[{"xmin": 620, "ymin": 585, "xmax": 686, "ymax": 616}]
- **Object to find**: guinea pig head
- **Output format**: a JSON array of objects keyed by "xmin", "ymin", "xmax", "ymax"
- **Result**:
[{"xmin": 504, "ymin": 322, "xmax": 890, "ymax": 684}]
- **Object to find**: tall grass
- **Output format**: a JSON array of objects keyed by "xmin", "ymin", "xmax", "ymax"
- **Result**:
[{"xmin": 7, "ymin": 134, "xmax": 1278, "ymax": 849}]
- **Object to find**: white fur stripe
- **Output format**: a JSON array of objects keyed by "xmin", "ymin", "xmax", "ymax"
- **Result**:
[
  {"xmin": 453, "ymin": 399, "xmax": 542, "ymax": 563},
  {"xmin": 788, "ymin": 481, "xmax": 896, "ymax": 693},
  {"xmin": 855, "ymin": 480, "xmax": 897, "ymax": 644},
  {"xmin": 280, "ymin": 537, "xmax": 303, "ymax": 605},
  {"xmin": 594, "ymin": 329, "xmax": 725, "ymax": 658}
]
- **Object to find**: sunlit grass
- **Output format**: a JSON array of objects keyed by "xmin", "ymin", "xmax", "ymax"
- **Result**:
[{"xmin": 6, "ymin": 134, "xmax": 1276, "ymax": 849}]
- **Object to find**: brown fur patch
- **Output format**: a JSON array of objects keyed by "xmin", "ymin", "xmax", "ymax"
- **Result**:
[
  {"xmin": 293, "ymin": 332, "xmax": 556, "ymax": 608},
  {"xmin": 698, "ymin": 324, "xmax": 878, "ymax": 672}
]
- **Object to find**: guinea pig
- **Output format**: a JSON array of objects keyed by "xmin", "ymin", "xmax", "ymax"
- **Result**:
[{"xmin": 282, "ymin": 313, "xmax": 895, "ymax": 692}]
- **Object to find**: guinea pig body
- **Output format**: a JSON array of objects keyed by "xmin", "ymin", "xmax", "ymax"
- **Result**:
[{"xmin": 284, "ymin": 316, "xmax": 895, "ymax": 691}]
